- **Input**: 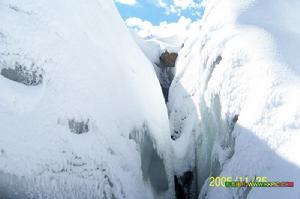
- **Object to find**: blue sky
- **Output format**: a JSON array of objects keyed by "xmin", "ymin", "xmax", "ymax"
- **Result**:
[{"xmin": 115, "ymin": 0, "xmax": 204, "ymax": 26}]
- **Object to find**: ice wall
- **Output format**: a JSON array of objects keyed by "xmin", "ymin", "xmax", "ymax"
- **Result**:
[
  {"xmin": 168, "ymin": 0, "xmax": 300, "ymax": 198},
  {"xmin": 0, "ymin": 0, "xmax": 173, "ymax": 198}
]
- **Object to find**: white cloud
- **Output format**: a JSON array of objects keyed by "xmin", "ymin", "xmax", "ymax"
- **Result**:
[
  {"xmin": 126, "ymin": 17, "xmax": 154, "ymax": 37},
  {"xmin": 173, "ymin": 0, "xmax": 195, "ymax": 9},
  {"xmin": 156, "ymin": 0, "xmax": 203, "ymax": 16},
  {"xmin": 115, "ymin": 0, "xmax": 137, "ymax": 6},
  {"xmin": 126, "ymin": 16, "xmax": 194, "ymax": 39}
]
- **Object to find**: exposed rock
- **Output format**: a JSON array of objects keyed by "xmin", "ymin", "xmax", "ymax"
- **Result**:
[
  {"xmin": 159, "ymin": 51, "xmax": 178, "ymax": 68},
  {"xmin": 157, "ymin": 66, "xmax": 175, "ymax": 102},
  {"xmin": 1, "ymin": 62, "xmax": 43, "ymax": 86},
  {"xmin": 68, "ymin": 119, "xmax": 89, "ymax": 134},
  {"xmin": 155, "ymin": 51, "xmax": 177, "ymax": 102},
  {"xmin": 175, "ymin": 171, "xmax": 195, "ymax": 199}
]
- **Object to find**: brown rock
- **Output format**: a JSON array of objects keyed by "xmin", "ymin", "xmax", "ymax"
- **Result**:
[{"xmin": 159, "ymin": 51, "xmax": 178, "ymax": 68}]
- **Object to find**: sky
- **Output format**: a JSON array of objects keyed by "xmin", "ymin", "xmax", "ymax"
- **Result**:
[{"xmin": 114, "ymin": 0, "xmax": 204, "ymax": 38}]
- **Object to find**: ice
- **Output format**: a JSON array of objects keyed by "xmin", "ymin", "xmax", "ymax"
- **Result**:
[
  {"xmin": 0, "ymin": 0, "xmax": 173, "ymax": 198},
  {"xmin": 167, "ymin": 0, "xmax": 300, "ymax": 198},
  {"xmin": 1, "ymin": 0, "xmax": 300, "ymax": 198}
]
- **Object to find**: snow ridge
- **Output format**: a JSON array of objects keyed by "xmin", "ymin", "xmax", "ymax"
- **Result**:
[
  {"xmin": 0, "ymin": 0, "xmax": 173, "ymax": 198},
  {"xmin": 168, "ymin": 0, "xmax": 300, "ymax": 198}
]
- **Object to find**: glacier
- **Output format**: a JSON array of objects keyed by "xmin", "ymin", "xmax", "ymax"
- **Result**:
[
  {"xmin": 0, "ymin": 0, "xmax": 173, "ymax": 198},
  {"xmin": 167, "ymin": 0, "xmax": 300, "ymax": 199},
  {"xmin": 1, "ymin": 0, "xmax": 300, "ymax": 199}
]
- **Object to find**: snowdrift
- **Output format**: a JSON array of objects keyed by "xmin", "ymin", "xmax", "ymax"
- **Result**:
[
  {"xmin": 0, "ymin": 0, "xmax": 173, "ymax": 198},
  {"xmin": 168, "ymin": 0, "xmax": 300, "ymax": 198}
]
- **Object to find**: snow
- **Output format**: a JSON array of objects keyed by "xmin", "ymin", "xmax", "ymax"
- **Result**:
[
  {"xmin": 0, "ymin": 0, "xmax": 173, "ymax": 198},
  {"xmin": 130, "ymin": 30, "xmax": 180, "ymax": 102},
  {"xmin": 2, "ymin": 0, "xmax": 300, "ymax": 198},
  {"xmin": 167, "ymin": 0, "xmax": 300, "ymax": 198}
]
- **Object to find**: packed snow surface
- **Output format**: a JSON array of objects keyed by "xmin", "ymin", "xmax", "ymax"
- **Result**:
[
  {"xmin": 1, "ymin": 0, "xmax": 300, "ymax": 198},
  {"xmin": 168, "ymin": 0, "xmax": 300, "ymax": 198},
  {"xmin": 0, "ymin": 0, "xmax": 173, "ymax": 198}
]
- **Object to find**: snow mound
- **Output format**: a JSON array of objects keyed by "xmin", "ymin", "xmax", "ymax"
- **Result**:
[
  {"xmin": 0, "ymin": 0, "xmax": 173, "ymax": 198},
  {"xmin": 168, "ymin": 0, "xmax": 300, "ymax": 198}
]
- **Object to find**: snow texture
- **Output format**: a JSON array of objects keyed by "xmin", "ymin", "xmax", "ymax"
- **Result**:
[
  {"xmin": 130, "ymin": 31, "xmax": 179, "ymax": 102},
  {"xmin": 168, "ymin": 0, "xmax": 300, "ymax": 198},
  {"xmin": 0, "ymin": 0, "xmax": 173, "ymax": 198},
  {"xmin": 2, "ymin": 0, "xmax": 300, "ymax": 198}
]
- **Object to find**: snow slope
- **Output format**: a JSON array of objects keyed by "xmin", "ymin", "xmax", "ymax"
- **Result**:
[
  {"xmin": 130, "ymin": 30, "xmax": 183, "ymax": 64},
  {"xmin": 0, "ymin": 0, "xmax": 173, "ymax": 198},
  {"xmin": 168, "ymin": 0, "xmax": 300, "ymax": 198}
]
